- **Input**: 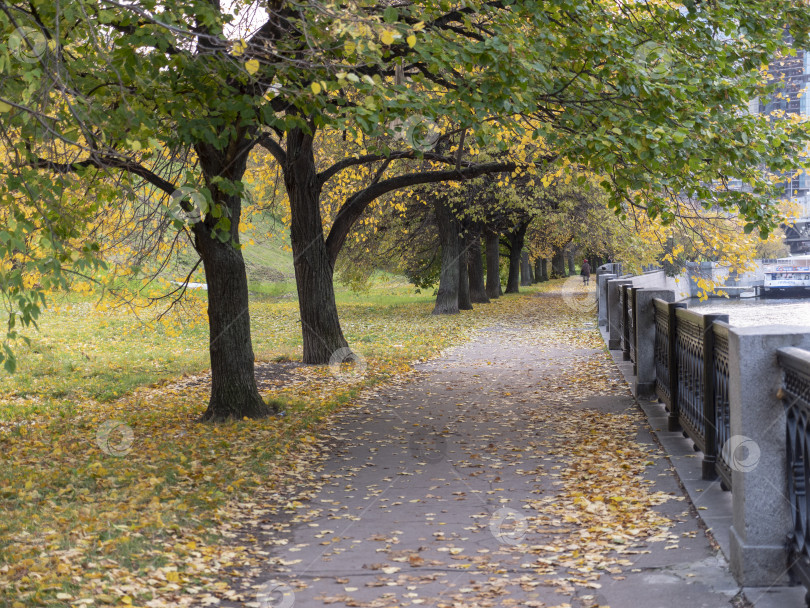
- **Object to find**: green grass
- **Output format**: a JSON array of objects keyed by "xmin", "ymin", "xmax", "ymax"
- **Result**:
[
  {"xmin": 1, "ymin": 295, "xmax": 210, "ymax": 412},
  {"xmin": 241, "ymin": 213, "xmax": 295, "ymax": 282},
  {"xmin": 0, "ymin": 275, "xmax": 445, "ymax": 419}
]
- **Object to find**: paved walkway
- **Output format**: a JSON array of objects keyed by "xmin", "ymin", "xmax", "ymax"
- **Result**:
[{"xmin": 227, "ymin": 291, "xmax": 753, "ymax": 608}]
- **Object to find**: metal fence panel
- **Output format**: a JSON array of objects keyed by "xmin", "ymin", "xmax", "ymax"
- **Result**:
[
  {"xmin": 675, "ymin": 308, "xmax": 728, "ymax": 480},
  {"xmin": 778, "ymin": 347, "xmax": 810, "ymax": 591},
  {"xmin": 713, "ymin": 323, "xmax": 732, "ymax": 491}
]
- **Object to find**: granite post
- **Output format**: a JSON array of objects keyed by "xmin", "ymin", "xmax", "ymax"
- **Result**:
[
  {"xmin": 597, "ymin": 273, "xmax": 616, "ymax": 327},
  {"xmin": 607, "ymin": 279, "xmax": 632, "ymax": 350},
  {"xmin": 728, "ymin": 325, "xmax": 810, "ymax": 586},
  {"xmin": 633, "ymin": 289, "xmax": 675, "ymax": 399}
]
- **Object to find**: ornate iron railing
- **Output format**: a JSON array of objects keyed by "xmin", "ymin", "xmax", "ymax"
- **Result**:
[
  {"xmin": 676, "ymin": 311, "xmax": 705, "ymax": 446},
  {"xmin": 713, "ymin": 323, "xmax": 732, "ymax": 491},
  {"xmin": 674, "ymin": 308, "xmax": 729, "ymax": 480},
  {"xmin": 653, "ymin": 299, "xmax": 670, "ymax": 401},
  {"xmin": 778, "ymin": 347, "xmax": 810, "ymax": 592},
  {"xmin": 653, "ymin": 299, "xmax": 687, "ymax": 431}
]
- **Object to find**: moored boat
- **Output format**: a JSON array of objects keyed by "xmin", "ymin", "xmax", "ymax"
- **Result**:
[{"xmin": 762, "ymin": 256, "xmax": 810, "ymax": 296}]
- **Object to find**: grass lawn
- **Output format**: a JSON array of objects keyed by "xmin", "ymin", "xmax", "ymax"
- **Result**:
[{"xmin": 0, "ymin": 275, "xmax": 563, "ymax": 607}]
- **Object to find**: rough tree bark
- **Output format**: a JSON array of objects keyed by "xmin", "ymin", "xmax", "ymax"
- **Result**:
[
  {"xmin": 284, "ymin": 129, "xmax": 350, "ymax": 363},
  {"xmin": 458, "ymin": 240, "xmax": 473, "ymax": 311},
  {"xmin": 467, "ymin": 231, "xmax": 490, "ymax": 304},
  {"xmin": 567, "ymin": 247, "xmax": 576, "ymax": 276},
  {"xmin": 432, "ymin": 199, "xmax": 461, "ymax": 314},
  {"xmin": 485, "ymin": 230, "xmax": 501, "ymax": 300},
  {"xmin": 535, "ymin": 257, "xmax": 549, "ymax": 282},
  {"xmin": 194, "ymin": 139, "xmax": 273, "ymax": 421},
  {"xmin": 505, "ymin": 222, "xmax": 528, "ymax": 293},
  {"xmin": 457, "ymin": 226, "xmax": 473, "ymax": 311},
  {"xmin": 520, "ymin": 250, "xmax": 533, "ymax": 286},
  {"xmin": 551, "ymin": 247, "xmax": 567, "ymax": 278}
]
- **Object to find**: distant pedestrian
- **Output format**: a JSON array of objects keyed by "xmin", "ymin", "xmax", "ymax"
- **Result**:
[{"xmin": 580, "ymin": 259, "xmax": 591, "ymax": 285}]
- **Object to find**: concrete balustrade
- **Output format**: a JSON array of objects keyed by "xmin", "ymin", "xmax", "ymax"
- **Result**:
[
  {"xmin": 633, "ymin": 288, "xmax": 675, "ymax": 400},
  {"xmin": 727, "ymin": 327, "xmax": 810, "ymax": 587},
  {"xmin": 596, "ymin": 269, "xmax": 810, "ymax": 594},
  {"xmin": 606, "ymin": 278, "xmax": 632, "ymax": 349},
  {"xmin": 597, "ymin": 273, "xmax": 616, "ymax": 327}
]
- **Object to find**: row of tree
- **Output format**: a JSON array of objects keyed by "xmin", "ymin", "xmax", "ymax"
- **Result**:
[{"xmin": 333, "ymin": 164, "xmax": 621, "ymax": 315}]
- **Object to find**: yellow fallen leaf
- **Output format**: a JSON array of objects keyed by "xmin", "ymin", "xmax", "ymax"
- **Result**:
[{"xmin": 96, "ymin": 594, "xmax": 117, "ymax": 604}]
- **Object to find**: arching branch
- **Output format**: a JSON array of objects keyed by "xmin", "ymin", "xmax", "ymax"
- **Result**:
[
  {"xmin": 325, "ymin": 160, "xmax": 543, "ymax": 266},
  {"xmin": 30, "ymin": 154, "xmax": 177, "ymax": 195}
]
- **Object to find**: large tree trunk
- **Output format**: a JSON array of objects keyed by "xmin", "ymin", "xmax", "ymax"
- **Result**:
[
  {"xmin": 433, "ymin": 199, "xmax": 460, "ymax": 314},
  {"xmin": 551, "ymin": 248, "xmax": 567, "ymax": 278},
  {"xmin": 535, "ymin": 257, "xmax": 549, "ymax": 282},
  {"xmin": 505, "ymin": 222, "xmax": 528, "ymax": 293},
  {"xmin": 197, "ymin": 232, "xmax": 271, "ymax": 421},
  {"xmin": 467, "ymin": 231, "xmax": 490, "ymax": 304},
  {"xmin": 520, "ymin": 250, "xmax": 533, "ymax": 286},
  {"xmin": 458, "ymin": 232, "xmax": 473, "ymax": 311},
  {"xmin": 194, "ymin": 140, "xmax": 272, "ymax": 421},
  {"xmin": 284, "ymin": 129, "xmax": 350, "ymax": 363},
  {"xmin": 485, "ymin": 230, "xmax": 500, "ymax": 300},
  {"xmin": 567, "ymin": 247, "xmax": 576, "ymax": 276}
]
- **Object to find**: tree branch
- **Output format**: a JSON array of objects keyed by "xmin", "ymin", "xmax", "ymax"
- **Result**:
[
  {"xmin": 317, "ymin": 149, "xmax": 484, "ymax": 188},
  {"xmin": 257, "ymin": 133, "xmax": 287, "ymax": 165},
  {"xmin": 325, "ymin": 160, "xmax": 538, "ymax": 266},
  {"xmin": 30, "ymin": 154, "xmax": 177, "ymax": 195}
]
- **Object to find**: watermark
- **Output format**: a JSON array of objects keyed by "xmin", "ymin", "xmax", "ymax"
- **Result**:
[
  {"xmin": 168, "ymin": 187, "xmax": 207, "ymax": 225},
  {"xmin": 9, "ymin": 27, "xmax": 48, "ymax": 64},
  {"xmin": 95, "ymin": 420, "xmax": 135, "ymax": 457},
  {"xmin": 390, "ymin": 115, "xmax": 440, "ymax": 152},
  {"xmin": 489, "ymin": 507, "xmax": 528, "ymax": 546},
  {"xmin": 561, "ymin": 275, "xmax": 597, "ymax": 313},
  {"xmin": 633, "ymin": 41, "xmax": 673, "ymax": 80},
  {"xmin": 328, "ymin": 347, "xmax": 367, "ymax": 382},
  {"xmin": 721, "ymin": 435, "xmax": 761, "ymax": 473},
  {"xmin": 257, "ymin": 580, "xmax": 295, "ymax": 608},
  {"xmin": 408, "ymin": 427, "xmax": 447, "ymax": 464}
]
